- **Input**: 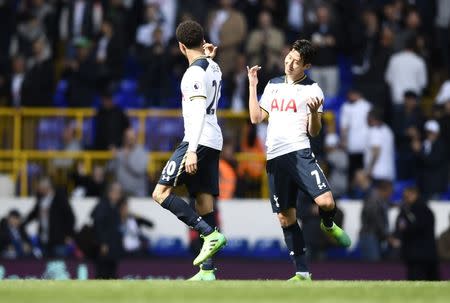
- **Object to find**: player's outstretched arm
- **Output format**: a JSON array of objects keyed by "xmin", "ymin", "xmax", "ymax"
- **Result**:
[{"xmin": 247, "ymin": 65, "xmax": 267, "ymax": 124}]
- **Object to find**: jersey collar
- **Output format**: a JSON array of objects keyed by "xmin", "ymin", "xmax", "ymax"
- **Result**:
[
  {"xmin": 189, "ymin": 55, "xmax": 209, "ymax": 66},
  {"xmin": 285, "ymin": 74, "xmax": 307, "ymax": 85}
]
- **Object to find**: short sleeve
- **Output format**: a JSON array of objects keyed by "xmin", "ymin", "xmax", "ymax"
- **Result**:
[
  {"xmin": 369, "ymin": 128, "xmax": 383, "ymax": 147},
  {"xmin": 259, "ymin": 82, "xmax": 272, "ymax": 114},
  {"xmin": 340, "ymin": 103, "xmax": 349, "ymax": 129},
  {"xmin": 182, "ymin": 66, "xmax": 207, "ymax": 100},
  {"xmin": 306, "ymin": 83, "xmax": 325, "ymax": 114}
]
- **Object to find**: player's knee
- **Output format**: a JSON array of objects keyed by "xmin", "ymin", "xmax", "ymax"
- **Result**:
[
  {"xmin": 315, "ymin": 192, "xmax": 335, "ymax": 210},
  {"xmin": 277, "ymin": 212, "xmax": 296, "ymax": 228},
  {"xmin": 152, "ymin": 185, "xmax": 171, "ymax": 204}
]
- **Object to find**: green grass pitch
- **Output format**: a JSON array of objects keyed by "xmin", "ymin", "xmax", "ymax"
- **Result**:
[{"xmin": 0, "ymin": 280, "xmax": 449, "ymax": 303}]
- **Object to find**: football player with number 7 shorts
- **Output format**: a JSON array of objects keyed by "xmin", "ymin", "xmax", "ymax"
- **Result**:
[{"xmin": 247, "ymin": 39, "xmax": 351, "ymax": 281}]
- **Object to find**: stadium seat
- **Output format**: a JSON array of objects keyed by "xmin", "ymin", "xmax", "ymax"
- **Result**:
[
  {"xmin": 53, "ymin": 80, "xmax": 68, "ymax": 107},
  {"xmin": 218, "ymin": 238, "xmax": 250, "ymax": 257},
  {"xmin": 37, "ymin": 118, "xmax": 65, "ymax": 150},
  {"xmin": 150, "ymin": 237, "xmax": 189, "ymax": 257},
  {"xmin": 250, "ymin": 239, "xmax": 287, "ymax": 259}
]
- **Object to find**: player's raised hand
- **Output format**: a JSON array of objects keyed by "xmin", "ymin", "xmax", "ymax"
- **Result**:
[
  {"xmin": 185, "ymin": 151, "xmax": 198, "ymax": 175},
  {"xmin": 203, "ymin": 42, "xmax": 218, "ymax": 59},
  {"xmin": 307, "ymin": 97, "xmax": 324, "ymax": 113},
  {"xmin": 247, "ymin": 65, "xmax": 261, "ymax": 87}
]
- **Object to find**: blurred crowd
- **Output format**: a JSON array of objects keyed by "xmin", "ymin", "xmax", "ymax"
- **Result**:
[
  {"xmin": 0, "ymin": 0, "xmax": 450, "ymax": 280},
  {"xmin": 0, "ymin": 0, "xmax": 449, "ymax": 199}
]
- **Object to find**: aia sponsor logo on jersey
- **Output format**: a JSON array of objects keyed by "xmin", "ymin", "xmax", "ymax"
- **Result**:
[{"xmin": 270, "ymin": 98, "xmax": 297, "ymax": 112}]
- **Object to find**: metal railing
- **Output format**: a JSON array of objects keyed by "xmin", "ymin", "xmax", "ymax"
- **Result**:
[{"xmin": 0, "ymin": 107, "xmax": 334, "ymax": 197}]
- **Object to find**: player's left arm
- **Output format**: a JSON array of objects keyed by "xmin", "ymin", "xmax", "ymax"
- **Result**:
[
  {"xmin": 307, "ymin": 97, "xmax": 324, "ymax": 137},
  {"xmin": 185, "ymin": 96, "xmax": 207, "ymax": 175},
  {"xmin": 184, "ymin": 68, "xmax": 208, "ymax": 175}
]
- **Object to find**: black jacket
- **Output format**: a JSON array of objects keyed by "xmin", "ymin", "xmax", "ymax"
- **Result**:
[
  {"xmin": 395, "ymin": 201, "xmax": 438, "ymax": 262},
  {"xmin": 94, "ymin": 105, "xmax": 130, "ymax": 150},
  {"xmin": 0, "ymin": 219, "xmax": 31, "ymax": 254},
  {"xmin": 416, "ymin": 139, "xmax": 449, "ymax": 196},
  {"xmin": 92, "ymin": 199, "xmax": 123, "ymax": 260},
  {"xmin": 23, "ymin": 190, "xmax": 75, "ymax": 248},
  {"xmin": 21, "ymin": 59, "xmax": 54, "ymax": 106}
]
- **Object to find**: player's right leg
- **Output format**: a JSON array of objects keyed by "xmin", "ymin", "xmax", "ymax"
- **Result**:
[
  {"xmin": 267, "ymin": 157, "xmax": 311, "ymax": 281},
  {"xmin": 153, "ymin": 143, "xmax": 217, "ymax": 249},
  {"xmin": 152, "ymin": 184, "xmax": 215, "ymax": 238},
  {"xmin": 188, "ymin": 193, "xmax": 221, "ymax": 281}
]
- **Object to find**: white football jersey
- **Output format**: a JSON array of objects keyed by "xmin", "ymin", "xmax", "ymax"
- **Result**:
[
  {"xmin": 259, "ymin": 75, "xmax": 324, "ymax": 160},
  {"xmin": 181, "ymin": 56, "xmax": 223, "ymax": 151}
]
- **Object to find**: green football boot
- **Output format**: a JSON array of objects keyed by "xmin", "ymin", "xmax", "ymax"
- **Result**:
[
  {"xmin": 187, "ymin": 265, "xmax": 216, "ymax": 281},
  {"xmin": 193, "ymin": 230, "xmax": 226, "ymax": 266},
  {"xmin": 320, "ymin": 221, "xmax": 351, "ymax": 247},
  {"xmin": 288, "ymin": 273, "xmax": 312, "ymax": 281}
]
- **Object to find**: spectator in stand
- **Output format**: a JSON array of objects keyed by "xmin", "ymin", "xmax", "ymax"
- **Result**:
[
  {"xmin": 324, "ymin": 133, "xmax": 348, "ymax": 198},
  {"xmin": 237, "ymin": 122, "xmax": 265, "ymax": 197},
  {"xmin": 59, "ymin": 0, "xmax": 103, "ymax": 43},
  {"xmin": 437, "ymin": 98, "xmax": 450, "ymax": 162},
  {"xmin": 20, "ymin": 36, "xmax": 54, "ymax": 107},
  {"xmin": 207, "ymin": 0, "xmax": 247, "ymax": 77},
  {"xmin": 218, "ymin": 139, "xmax": 237, "ymax": 200},
  {"xmin": 110, "ymin": 128, "xmax": 148, "ymax": 197},
  {"xmin": 94, "ymin": 85, "xmax": 130, "ymax": 150},
  {"xmin": 365, "ymin": 109, "xmax": 395, "ymax": 182},
  {"xmin": 10, "ymin": 13, "xmax": 49, "ymax": 59},
  {"xmin": 3, "ymin": 56, "xmax": 26, "ymax": 107},
  {"xmin": 147, "ymin": 0, "xmax": 177, "ymax": 45},
  {"xmin": 138, "ymin": 27, "xmax": 171, "ymax": 107},
  {"xmin": 96, "ymin": 18, "xmax": 126, "ymax": 82},
  {"xmin": 62, "ymin": 37, "xmax": 97, "ymax": 107},
  {"xmin": 340, "ymin": 88, "xmax": 372, "ymax": 186},
  {"xmin": 29, "ymin": 0, "xmax": 57, "ymax": 46},
  {"xmin": 23, "ymin": 177, "xmax": 75, "ymax": 258},
  {"xmin": 394, "ymin": 91, "xmax": 425, "ymax": 180},
  {"xmin": 246, "ymin": 11, "xmax": 285, "ymax": 69},
  {"xmin": 438, "ymin": 214, "xmax": 450, "ymax": 261},
  {"xmin": 306, "ymin": 4, "xmax": 340, "ymax": 97},
  {"xmin": 393, "ymin": 186, "xmax": 439, "ymax": 280},
  {"xmin": 385, "ymin": 36, "xmax": 427, "ymax": 112},
  {"xmin": 53, "ymin": 122, "xmax": 82, "ymax": 169},
  {"xmin": 435, "ymin": 0, "xmax": 450, "ymax": 76},
  {"xmin": 349, "ymin": 169, "xmax": 372, "ymax": 200},
  {"xmin": 435, "ymin": 79, "xmax": 450, "ymax": 106},
  {"xmin": 286, "ymin": 0, "xmax": 307, "ymax": 42},
  {"xmin": 0, "ymin": 1, "xmax": 14, "ymax": 71},
  {"xmin": 359, "ymin": 181, "xmax": 392, "ymax": 261},
  {"xmin": 119, "ymin": 199, "xmax": 153, "ymax": 258},
  {"xmin": 0, "ymin": 210, "xmax": 32, "ymax": 259},
  {"xmin": 228, "ymin": 53, "xmax": 248, "ymax": 112},
  {"xmin": 135, "ymin": 3, "xmax": 164, "ymax": 48},
  {"xmin": 412, "ymin": 120, "xmax": 449, "ymax": 200},
  {"xmin": 394, "ymin": 8, "xmax": 423, "ymax": 52},
  {"xmin": 246, "ymin": 10, "xmax": 285, "ymax": 86},
  {"xmin": 381, "ymin": 0, "xmax": 403, "ymax": 34},
  {"xmin": 72, "ymin": 163, "xmax": 107, "ymax": 198},
  {"xmin": 92, "ymin": 181, "xmax": 124, "ymax": 279},
  {"xmin": 353, "ymin": 16, "xmax": 394, "ymax": 112}
]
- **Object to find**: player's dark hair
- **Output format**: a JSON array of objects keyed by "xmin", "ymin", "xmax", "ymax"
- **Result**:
[
  {"xmin": 176, "ymin": 20, "xmax": 204, "ymax": 49},
  {"xmin": 292, "ymin": 39, "xmax": 316, "ymax": 65}
]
